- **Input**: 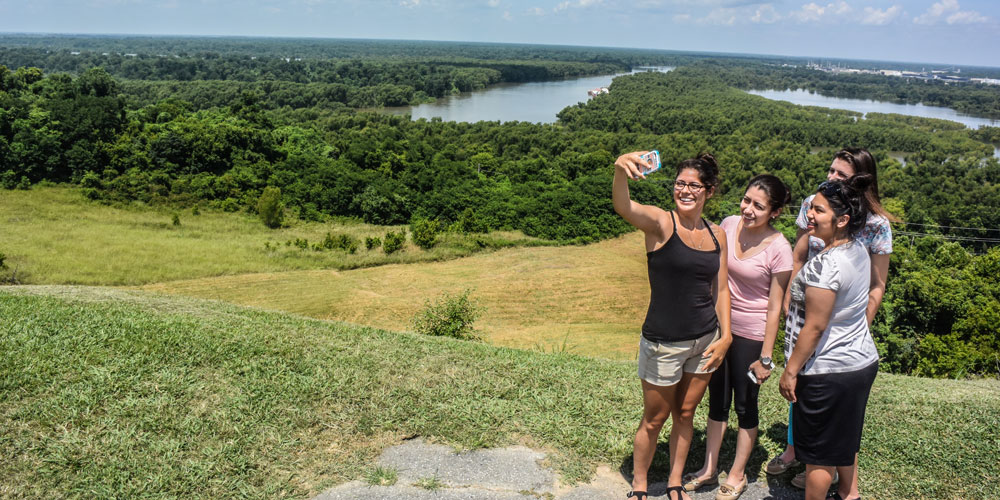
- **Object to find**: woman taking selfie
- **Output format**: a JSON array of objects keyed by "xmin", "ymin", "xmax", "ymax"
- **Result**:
[
  {"xmin": 779, "ymin": 177, "xmax": 880, "ymax": 500},
  {"xmin": 684, "ymin": 175, "xmax": 793, "ymax": 500},
  {"xmin": 612, "ymin": 151, "xmax": 732, "ymax": 500}
]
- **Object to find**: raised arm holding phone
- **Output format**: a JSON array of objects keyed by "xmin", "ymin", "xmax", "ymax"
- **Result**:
[{"xmin": 612, "ymin": 151, "xmax": 732, "ymax": 500}]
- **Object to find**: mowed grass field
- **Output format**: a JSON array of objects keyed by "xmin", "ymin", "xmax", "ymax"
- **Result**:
[
  {"xmin": 2, "ymin": 286, "xmax": 998, "ymax": 500},
  {"xmin": 140, "ymin": 232, "xmax": 652, "ymax": 360},
  {"xmin": 0, "ymin": 186, "xmax": 548, "ymax": 286}
]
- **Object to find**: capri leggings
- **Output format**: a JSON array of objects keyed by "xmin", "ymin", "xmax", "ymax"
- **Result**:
[{"xmin": 707, "ymin": 334, "xmax": 763, "ymax": 429}]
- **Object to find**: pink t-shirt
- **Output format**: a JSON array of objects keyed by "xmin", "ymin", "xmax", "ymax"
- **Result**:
[{"xmin": 720, "ymin": 216, "xmax": 793, "ymax": 341}]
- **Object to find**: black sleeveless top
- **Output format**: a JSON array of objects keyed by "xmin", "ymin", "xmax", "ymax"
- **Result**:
[{"xmin": 641, "ymin": 211, "xmax": 721, "ymax": 343}]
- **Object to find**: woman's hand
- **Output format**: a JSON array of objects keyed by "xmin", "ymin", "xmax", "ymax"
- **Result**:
[
  {"xmin": 614, "ymin": 151, "xmax": 652, "ymax": 180},
  {"xmin": 749, "ymin": 360, "xmax": 772, "ymax": 384},
  {"xmin": 779, "ymin": 370, "xmax": 797, "ymax": 402},
  {"xmin": 701, "ymin": 335, "xmax": 731, "ymax": 371}
]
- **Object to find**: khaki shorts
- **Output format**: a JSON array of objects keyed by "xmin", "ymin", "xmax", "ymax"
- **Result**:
[{"xmin": 637, "ymin": 328, "xmax": 720, "ymax": 387}]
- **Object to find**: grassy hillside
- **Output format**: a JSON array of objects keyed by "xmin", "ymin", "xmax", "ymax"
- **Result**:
[
  {"xmin": 2, "ymin": 286, "xmax": 998, "ymax": 499},
  {"xmin": 140, "ymin": 231, "xmax": 652, "ymax": 360},
  {"xmin": 0, "ymin": 186, "xmax": 548, "ymax": 286}
]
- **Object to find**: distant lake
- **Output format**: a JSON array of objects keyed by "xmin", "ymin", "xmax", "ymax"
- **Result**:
[
  {"xmin": 382, "ymin": 67, "xmax": 673, "ymax": 124},
  {"xmin": 746, "ymin": 88, "xmax": 1000, "ymax": 130}
]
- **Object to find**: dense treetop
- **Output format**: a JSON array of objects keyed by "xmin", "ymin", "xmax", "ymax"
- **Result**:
[{"xmin": 1, "ymin": 36, "xmax": 999, "ymax": 377}]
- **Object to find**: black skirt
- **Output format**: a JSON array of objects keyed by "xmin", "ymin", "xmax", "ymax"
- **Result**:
[{"xmin": 792, "ymin": 361, "xmax": 878, "ymax": 466}]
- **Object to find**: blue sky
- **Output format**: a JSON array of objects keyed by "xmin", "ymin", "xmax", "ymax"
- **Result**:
[{"xmin": 1, "ymin": 0, "xmax": 998, "ymax": 67}]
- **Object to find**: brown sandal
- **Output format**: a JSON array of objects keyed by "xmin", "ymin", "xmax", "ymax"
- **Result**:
[{"xmin": 682, "ymin": 471, "xmax": 719, "ymax": 491}]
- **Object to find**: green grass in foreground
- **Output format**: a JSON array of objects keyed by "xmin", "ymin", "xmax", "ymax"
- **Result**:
[
  {"xmin": 2, "ymin": 286, "xmax": 998, "ymax": 499},
  {"xmin": 0, "ymin": 185, "xmax": 550, "ymax": 285}
]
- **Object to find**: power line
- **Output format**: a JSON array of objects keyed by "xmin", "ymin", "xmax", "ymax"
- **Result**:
[
  {"xmin": 778, "ymin": 208, "xmax": 1000, "ymax": 233},
  {"xmin": 890, "ymin": 221, "xmax": 1000, "ymax": 233},
  {"xmin": 893, "ymin": 231, "xmax": 1000, "ymax": 244}
]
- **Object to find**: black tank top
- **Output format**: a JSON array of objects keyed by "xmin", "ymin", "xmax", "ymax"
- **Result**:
[{"xmin": 641, "ymin": 211, "xmax": 721, "ymax": 343}]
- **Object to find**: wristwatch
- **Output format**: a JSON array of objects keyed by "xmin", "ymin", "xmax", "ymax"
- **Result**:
[{"xmin": 759, "ymin": 356, "xmax": 775, "ymax": 370}]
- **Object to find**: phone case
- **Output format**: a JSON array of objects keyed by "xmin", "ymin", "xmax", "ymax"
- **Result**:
[{"xmin": 639, "ymin": 150, "xmax": 661, "ymax": 175}]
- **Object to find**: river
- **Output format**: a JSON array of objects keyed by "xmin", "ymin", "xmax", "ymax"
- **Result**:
[
  {"xmin": 381, "ymin": 70, "xmax": 999, "ymax": 158},
  {"xmin": 747, "ymin": 89, "xmax": 1000, "ymax": 158},
  {"xmin": 746, "ymin": 88, "xmax": 1000, "ymax": 130},
  {"xmin": 382, "ymin": 66, "xmax": 673, "ymax": 124}
]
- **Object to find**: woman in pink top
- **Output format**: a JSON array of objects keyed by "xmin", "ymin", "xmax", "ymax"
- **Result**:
[{"xmin": 684, "ymin": 175, "xmax": 793, "ymax": 500}]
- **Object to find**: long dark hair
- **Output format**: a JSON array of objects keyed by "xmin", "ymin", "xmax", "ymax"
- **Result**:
[
  {"xmin": 677, "ymin": 153, "xmax": 720, "ymax": 193},
  {"xmin": 817, "ymin": 174, "xmax": 873, "ymax": 238},
  {"xmin": 833, "ymin": 148, "xmax": 897, "ymax": 221}
]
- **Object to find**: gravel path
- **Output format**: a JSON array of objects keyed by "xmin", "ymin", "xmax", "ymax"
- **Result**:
[{"xmin": 313, "ymin": 439, "xmax": 806, "ymax": 500}]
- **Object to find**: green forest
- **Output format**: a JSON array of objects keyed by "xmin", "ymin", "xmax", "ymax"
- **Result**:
[{"xmin": 1, "ymin": 36, "xmax": 999, "ymax": 378}]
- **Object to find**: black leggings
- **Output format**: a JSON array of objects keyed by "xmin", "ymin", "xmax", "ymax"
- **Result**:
[{"xmin": 707, "ymin": 335, "xmax": 762, "ymax": 429}]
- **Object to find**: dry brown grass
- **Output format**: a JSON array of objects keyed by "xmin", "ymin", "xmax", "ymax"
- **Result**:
[{"xmin": 141, "ymin": 232, "xmax": 651, "ymax": 360}]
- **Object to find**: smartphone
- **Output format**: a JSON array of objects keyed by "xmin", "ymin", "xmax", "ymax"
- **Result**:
[
  {"xmin": 639, "ymin": 150, "xmax": 661, "ymax": 175},
  {"xmin": 747, "ymin": 369, "xmax": 759, "ymax": 384}
]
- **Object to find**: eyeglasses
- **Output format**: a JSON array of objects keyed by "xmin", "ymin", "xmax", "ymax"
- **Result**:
[{"xmin": 674, "ymin": 180, "xmax": 707, "ymax": 193}]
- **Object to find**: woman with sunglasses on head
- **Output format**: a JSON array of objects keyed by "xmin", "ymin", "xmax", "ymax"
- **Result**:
[
  {"xmin": 778, "ymin": 176, "xmax": 880, "ymax": 500},
  {"xmin": 684, "ymin": 175, "xmax": 793, "ymax": 500},
  {"xmin": 769, "ymin": 148, "xmax": 893, "ymax": 500},
  {"xmin": 612, "ymin": 151, "xmax": 732, "ymax": 500}
]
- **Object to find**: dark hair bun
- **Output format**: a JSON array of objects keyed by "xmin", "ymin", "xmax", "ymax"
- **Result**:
[
  {"xmin": 677, "ymin": 152, "xmax": 721, "ymax": 189},
  {"xmin": 697, "ymin": 153, "xmax": 718, "ymax": 170},
  {"xmin": 847, "ymin": 173, "xmax": 874, "ymax": 194}
]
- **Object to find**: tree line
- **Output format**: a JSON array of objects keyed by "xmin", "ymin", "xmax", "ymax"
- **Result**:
[{"xmin": 1, "ymin": 53, "xmax": 998, "ymax": 378}]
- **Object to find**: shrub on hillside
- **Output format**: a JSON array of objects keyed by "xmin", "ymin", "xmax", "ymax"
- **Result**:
[
  {"xmin": 454, "ymin": 208, "xmax": 489, "ymax": 234},
  {"xmin": 257, "ymin": 186, "xmax": 284, "ymax": 228},
  {"xmin": 412, "ymin": 289, "xmax": 483, "ymax": 340},
  {"xmin": 365, "ymin": 236, "xmax": 382, "ymax": 250},
  {"xmin": 383, "ymin": 230, "xmax": 405, "ymax": 254},
  {"xmin": 410, "ymin": 217, "xmax": 440, "ymax": 250},
  {"xmin": 322, "ymin": 232, "xmax": 358, "ymax": 253}
]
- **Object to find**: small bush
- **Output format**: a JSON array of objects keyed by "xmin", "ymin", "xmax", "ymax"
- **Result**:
[
  {"xmin": 191, "ymin": 205, "xmax": 201, "ymax": 216},
  {"xmin": 455, "ymin": 207, "xmax": 489, "ymax": 233},
  {"xmin": 257, "ymin": 186, "xmax": 284, "ymax": 228},
  {"xmin": 412, "ymin": 289, "xmax": 483, "ymax": 340},
  {"xmin": 383, "ymin": 230, "xmax": 405, "ymax": 254},
  {"xmin": 0, "ymin": 252, "xmax": 6, "ymax": 269},
  {"xmin": 322, "ymin": 232, "xmax": 358, "ymax": 254},
  {"xmin": 365, "ymin": 236, "xmax": 382, "ymax": 250},
  {"xmin": 171, "ymin": 213, "xmax": 181, "ymax": 226},
  {"xmin": 410, "ymin": 217, "xmax": 441, "ymax": 249}
]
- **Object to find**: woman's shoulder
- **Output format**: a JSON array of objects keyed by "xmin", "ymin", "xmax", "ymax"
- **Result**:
[
  {"xmin": 720, "ymin": 215, "xmax": 740, "ymax": 232},
  {"xmin": 865, "ymin": 212, "xmax": 891, "ymax": 231},
  {"xmin": 767, "ymin": 230, "xmax": 793, "ymax": 254}
]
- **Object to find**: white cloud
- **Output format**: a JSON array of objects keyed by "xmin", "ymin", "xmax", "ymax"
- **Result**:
[
  {"xmin": 689, "ymin": 3, "xmax": 779, "ymax": 25},
  {"xmin": 488, "ymin": 0, "xmax": 500, "ymax": 6},
  {"xmin": 913, "ymin": 0, "xmax": 987, "ymax": 25},
  {"xmin": 502, "ymin": 9, "xmax": 512, "ymax": 19},
  {"xmin": 528, "ymin": 6, "xmax": 545, "ymax": 15},
  {"xmin": 946, "ymin": 10, "xmax": 988, "ymax": 23},
  {"xmin": 672, "ymin": 13, "xmax": 691, "ymax": 22},
  {"xmin": 553, "ymin": 0, "xmax": 603, "ymax": 13},
  {"xmin": 790, "ymin": 1, "xmax": 854, "ymax": 22},
  {"xmin": 400, "ymin": 0, "xmax": 419, "ymax": 7},
  {"xmin": 699, "ymin": 7, "xmax": 739, "ymax": 25},
  {"xmin": 913, "ymin": 0, "xmax": 955, "ymax": 24},
  {"xmin": 750, "ymin": 4, "xmax": 780, "ymax": 23},
  {"xmin": 861, "ymin": 4, "xmax": 901, "ymax": 25}
]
